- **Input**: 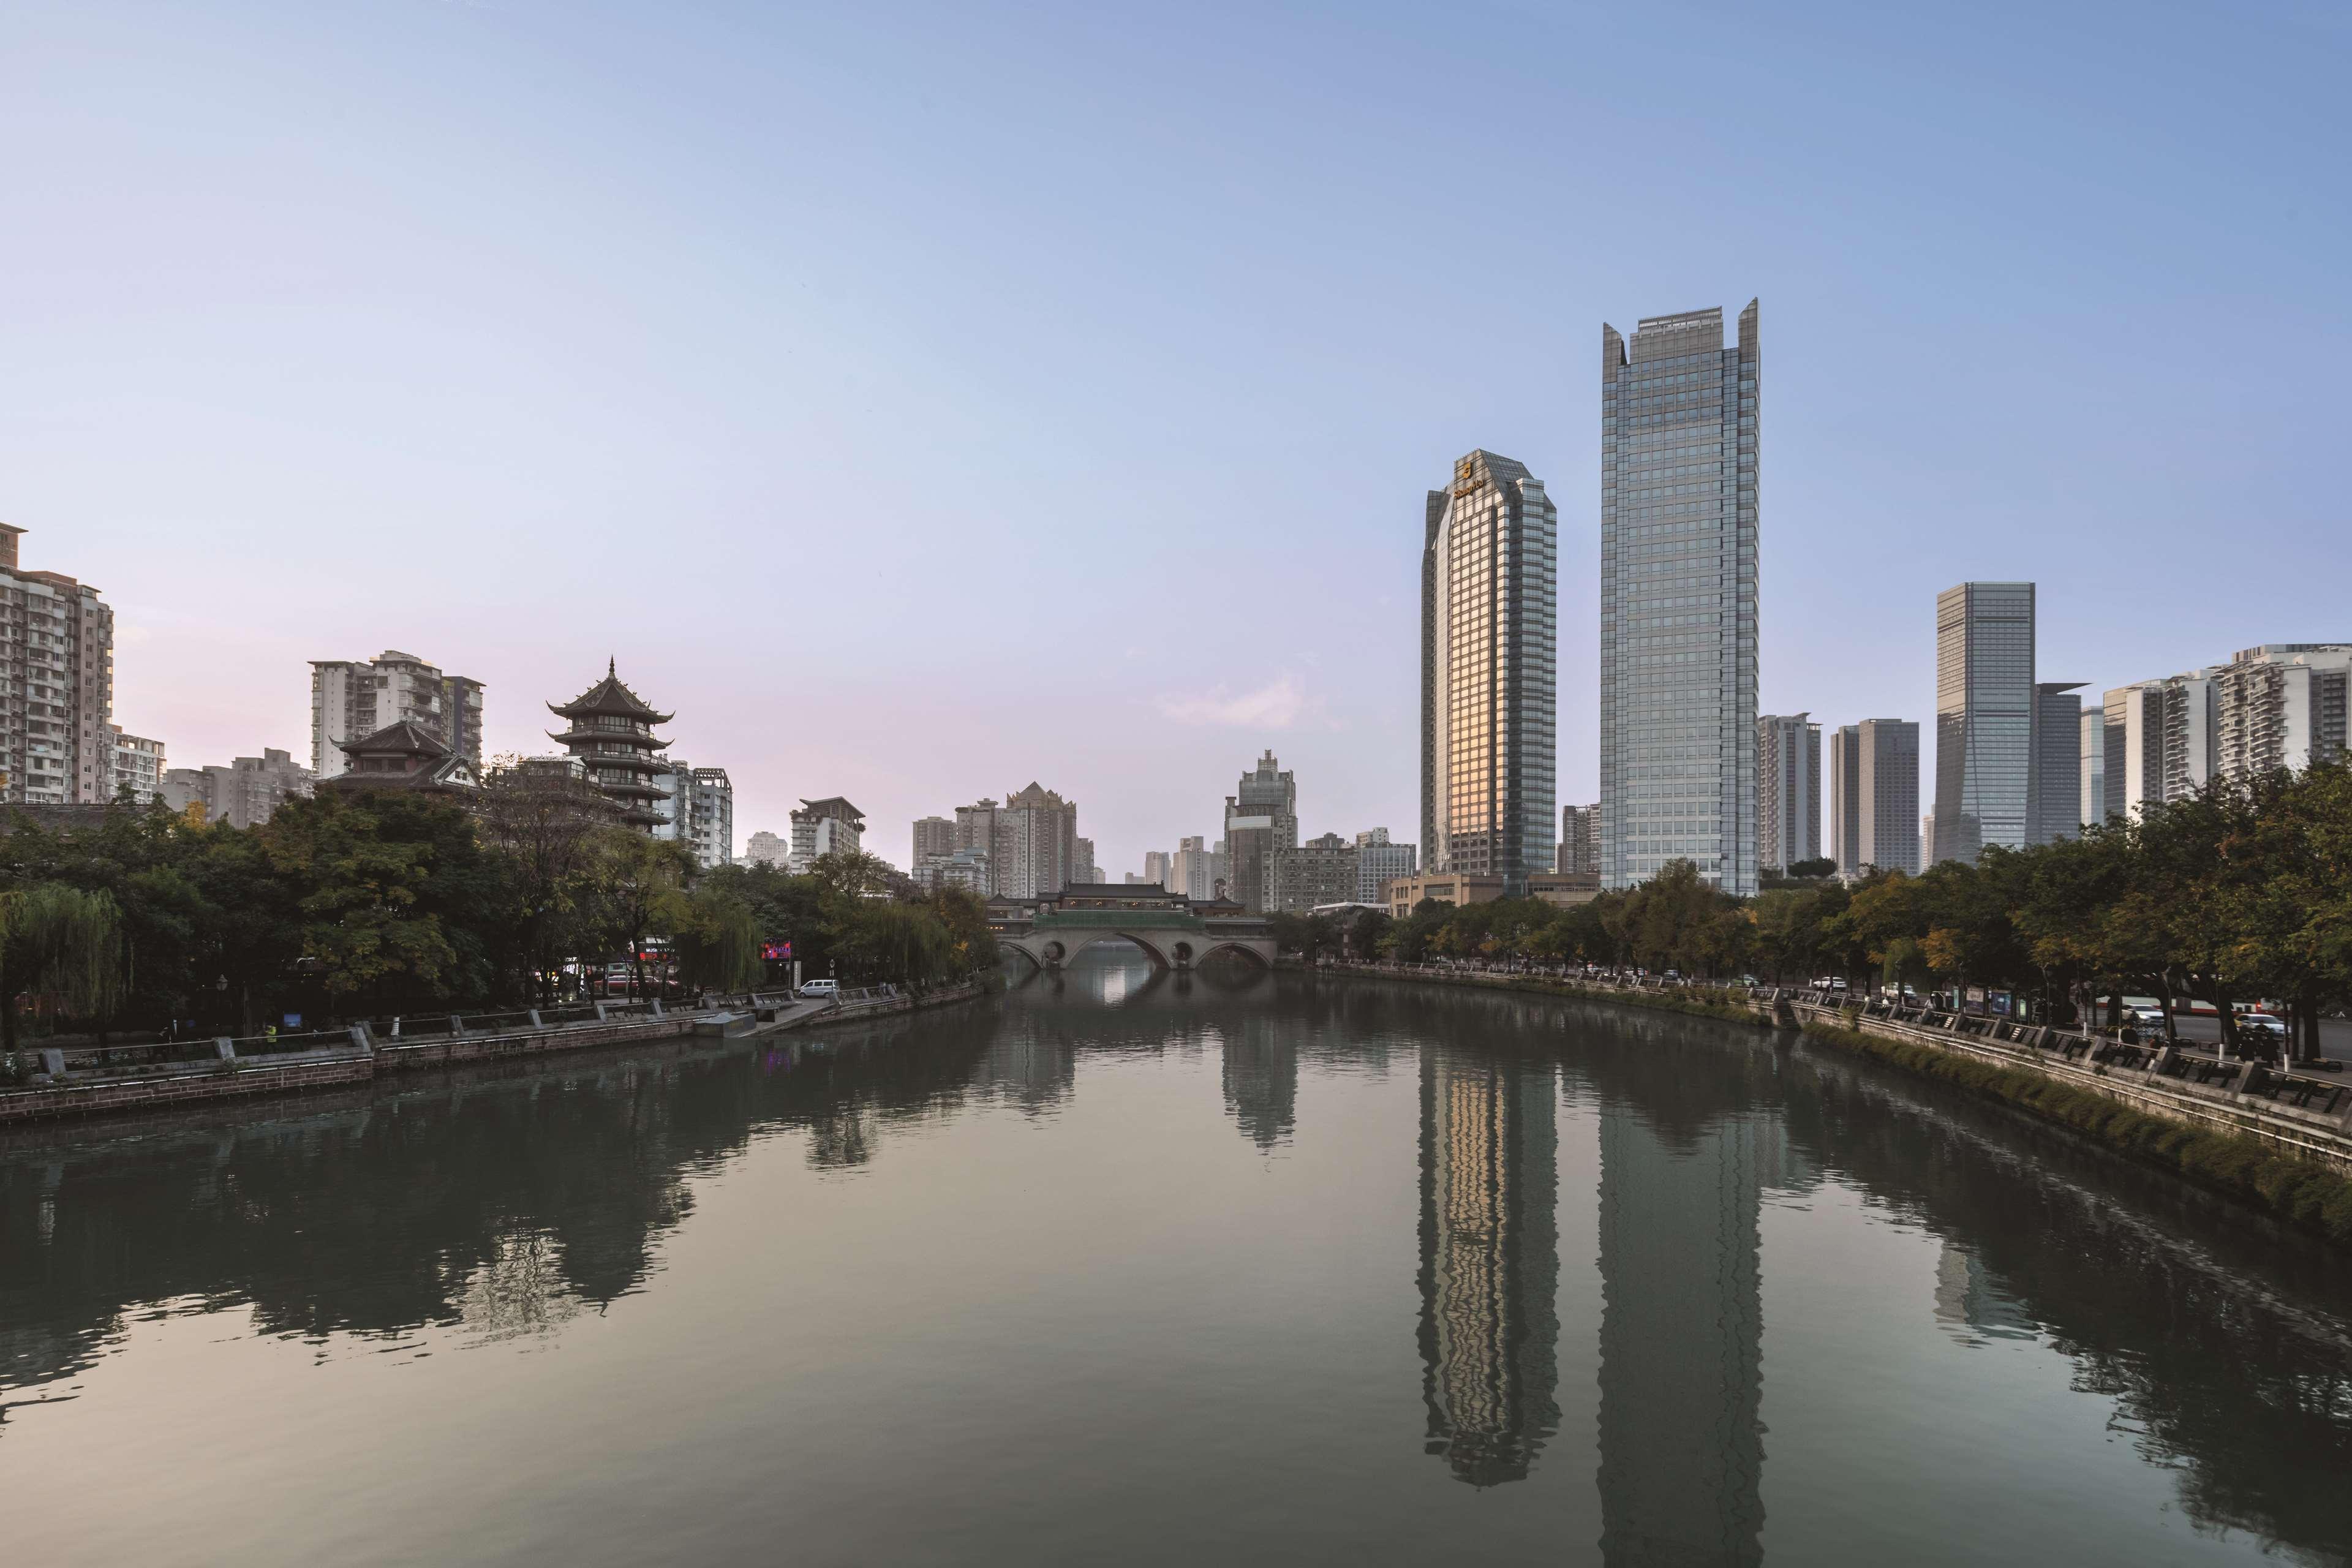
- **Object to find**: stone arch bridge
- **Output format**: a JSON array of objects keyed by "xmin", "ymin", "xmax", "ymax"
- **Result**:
[{"xmin": 992, "ymin": 884, "xmax": 1276, "ymax": 973}]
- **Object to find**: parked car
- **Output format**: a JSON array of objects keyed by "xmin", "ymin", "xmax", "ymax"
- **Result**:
[
  {"xmin": 2126, "ymin": 1005, "xmax": 2168, "ymax": 1028},
  {"xmin": 1830, "ymin": 977, "xmax": 1849, "ymax": 992},
  {"xmin": 797, "ymin": 979, "xmax": 839, "ymax": 1000},
  {"xmin": 2237, "ymin": 1012, "xmax": 2288, "ymax": 1038}
]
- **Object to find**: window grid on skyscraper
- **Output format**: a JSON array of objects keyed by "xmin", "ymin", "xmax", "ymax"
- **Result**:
[
  {"xmin": 1422, "ymin": 450, "xmax": 1556, "ymax": 895},
  {"xmin": 1598, "ymin": 303, "xmax": 1760, "ymax": 896}
]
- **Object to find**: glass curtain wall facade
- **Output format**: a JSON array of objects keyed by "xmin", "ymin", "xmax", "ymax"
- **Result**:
[
  {"xmin": 1599, "ymin": 303, "xmax": 1760, "ymax": 895},
  {"xmin": 1421, "ymin": 450, "xmax": 1558, "ymax": 895},
  {"xmin": 2030, "ymin": 682, "xmax": 2085, "ymax": 845},
  {"xmin": 1931, "ymin": 582, "xmax": 2035, "ymax": 865}
]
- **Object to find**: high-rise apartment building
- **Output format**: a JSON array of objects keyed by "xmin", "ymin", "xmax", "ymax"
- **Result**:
[
  {"xmin": 1555, "ymin": 804, "xmax": 1600, "ymax": 876},
  {"xmin": 745, "ymin": 829, "xmax": 790, "ymax": 867},
  {"xmin": 1423, "ymin": 451, "xmax": 1557, "ymax": 896},
  {"xmin": 789, "ymin": 797, "xmax": 865, "ymax": 870},
  {"xmin": 1072, "ymin": 837, "xmax": 1100, "ymax": 885},
  {"xmin": 1355, "ymin": 827, "xmax": 1418, "ymax": 903},
  {"xmin": 2102, "ymin": 644, "xmax": 2351, "ymax": 821},
  {"xmin": 1829, "ymin": 720, "xmax": 1920, "ymax": 875},
  {"xmin": 311, "ymin": 650, "xmax": 483, "ymax": 781},
  {"xmin": 1226, "ymin": 750, "xmax": 1300, "ymax": 911},
  {"xmin": 1171, "ymin": 836, "xmax": 1219, "ymax": 901},
  {"xmin": 0, "ymin": 524, "xmax": 116, "ymax": 807},
  {"xmin": 1142, "ymin": 849, "xmax": 1174, "ymax": 889},
  {"xmin": 679, "ymin": 766, "xmax": 734, "ymax": 867},
  {"xmin": 913, "ymin": 815, "xmax": 956, "ymax": 867},
  {"xmin": 1599, "ymin": 304, "xmax": 1760, "ymax": 895},
  {"xmin": 995, "ymin": 782, "xmax": 1079, "ymax": 898},
  {"xmin": 1931, "ymin": 582, "xmax": 2035, "ymax": 865},
  {"xmin": 1755, "ymin": 714, "xmax": 1820, "ymax": 873},
  {"xmin": 107, "ymin": 726, "xmax": 165, "ymax": 804},
  {"xmin": 2030, "ymin": 683, "xmax": 2086, "ymax": 844},
  {"xmin": 1270, "ymin": 832, "xmax": 1360, "ymax": 913},
  {"xmin": 2213, "ymin": 645, "xmax": 2351, "ymax": 782}
]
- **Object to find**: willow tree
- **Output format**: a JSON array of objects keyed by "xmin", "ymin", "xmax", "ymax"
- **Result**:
[
  {"xmin": 0, "ymin": 883, "xmax": 125, "ymax": 1052},
  {"xmin": 671, "ymin": 888, "xmax": 763, "ymax": 994}
]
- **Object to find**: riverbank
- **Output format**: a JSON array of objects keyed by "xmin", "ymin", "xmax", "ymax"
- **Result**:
[
  {"xmin": 1295, "ymin": 959, "xmax": 1772, "ymax": 1028},
  {"xmin": 1800, "ymin": 1017, "xmax": 2352, "ymax": 1248},
  {"xmin": 0, "ymin": 978, "xmax": 995, "ymax": 1131},
  {"xmin": 1306, "ymin": 960, "xmax": 2352, "ymax": 1251}
]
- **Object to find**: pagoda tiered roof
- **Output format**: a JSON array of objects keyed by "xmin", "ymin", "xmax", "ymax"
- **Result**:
[
  {"xmin": 546, "ymin": 658, "xmax": 674, "ymax": 725},
  {"xmin": 545, "ymin": 659, "xmax": 674, "ymax": 830}
]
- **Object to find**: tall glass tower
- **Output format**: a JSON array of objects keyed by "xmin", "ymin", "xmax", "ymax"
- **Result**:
[
  {"xmin": 1421, "ymin": 449, "xmax": 1558, "ymax": 894},
  {"xmin": 1599, "ymin": 303, "xmax": 1760, "ymax": 895},
  {"xmin": 1931, "ymin": 582, "xmax": 2036, "ymax": 864}
]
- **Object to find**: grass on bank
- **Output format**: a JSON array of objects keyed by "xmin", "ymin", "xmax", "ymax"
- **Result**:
[{"xmin": 1801, "ymin": 1019, "xmax": 2352, "ymax": 1250}]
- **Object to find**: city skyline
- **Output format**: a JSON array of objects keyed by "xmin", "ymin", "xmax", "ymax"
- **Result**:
[{"xmin": 6, "ymin": 5, "xmax": 2348, "ymax": 880}]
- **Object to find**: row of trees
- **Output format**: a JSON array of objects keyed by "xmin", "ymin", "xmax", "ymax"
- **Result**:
[
  {"xmin": 1273, "ymin": 758, "xmax": 2352, "ymax": 1060},
  {"xmin": 1, "ymin": 768, "xmax": 997, "ymax": 1047}
]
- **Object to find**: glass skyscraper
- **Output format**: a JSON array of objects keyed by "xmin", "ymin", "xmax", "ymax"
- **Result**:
[
  {"xmin": 1421, "ymin": 449, "xmax": 1558, "ymax": 894},
  {"xmin": 1599, "ymin": 303, "xmax": 1760, "ymax": 895},
  {"xmin": 1931, "ymin": 582, "xmax": 2036, "ymax": 864}
]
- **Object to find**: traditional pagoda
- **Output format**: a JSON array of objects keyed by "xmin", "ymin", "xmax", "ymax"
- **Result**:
[{"xmin": 546, "ymin": 659, "xmax": 674, "ymax": 831}]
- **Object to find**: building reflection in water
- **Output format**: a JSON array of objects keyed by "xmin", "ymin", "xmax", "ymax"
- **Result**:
[
  {"xmin": 1596, "ymin": 1096, "xmax": 1767, "ymax": 1565},
  {"xmin": 1415, "ymin": 1048, "xmax": 1559, "ymax": 1485},
  {"xmin": 1223, "ymin": 1012, "xmax": 1300, "ymax": 1153}
]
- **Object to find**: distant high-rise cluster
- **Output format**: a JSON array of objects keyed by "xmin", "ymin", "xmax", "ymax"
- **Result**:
[
  {"xmin": 1423, "ymin": 450, "xmax": 1557, "ymax": 895},
  {"xmin": 1598, "ymin": 303, "xmax": 1760, "ymax": 897},
  {"xmin": 911, "ymin": 785, "xmax": 1080, "ymax": 897},
  {"xmin": 2096, "ymin": 646, "xmax": 2351, "ymax": 823},
  {"xmin": 1830, "ymin": 721, "xmax": 1920, "ymax": 875}
]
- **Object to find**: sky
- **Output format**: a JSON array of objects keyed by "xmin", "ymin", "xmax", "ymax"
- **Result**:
[{"xmin": 6, "ymin": 0, "xmax": 2348, "ymax": 878}]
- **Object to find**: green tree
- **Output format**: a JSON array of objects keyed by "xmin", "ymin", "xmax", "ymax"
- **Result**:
[{"xmin": 0, "ymin": 884, "xmax": 124, "ymax": 1052}]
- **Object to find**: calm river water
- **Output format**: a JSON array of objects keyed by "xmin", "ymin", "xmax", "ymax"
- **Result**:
[{"xmin": 6, "ymin": 954, "xmax": 2352, "ymax": 1566}]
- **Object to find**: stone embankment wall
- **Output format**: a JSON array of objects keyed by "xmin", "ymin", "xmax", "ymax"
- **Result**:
[{"xmin": 1, "ymin": 980, "xmax": 993, "ymax": 1131}]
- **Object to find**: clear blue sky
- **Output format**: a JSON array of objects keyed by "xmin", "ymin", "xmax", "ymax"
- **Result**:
[{"xmin": 6, "ymin": 1, "xmax": 2346, "ymax": 875}]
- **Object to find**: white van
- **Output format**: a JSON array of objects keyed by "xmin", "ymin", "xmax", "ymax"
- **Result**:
[{"xmin": 797, "ymin": 979, "xmax": 839, "ymax": 1000}]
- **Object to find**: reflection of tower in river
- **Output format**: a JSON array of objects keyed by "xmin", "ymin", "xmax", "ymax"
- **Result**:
[
  {"xmin": 1222, "ymin": 1014, "xmax": 1299, "ymax": 1152},
  {"xmin": 1417, "ymin": 1049, "xmax": 1560, "ymax": 1485},
  {"xmin": 1597, "ymin": 1100, "xmax": 1766, "ymax": 1565}
]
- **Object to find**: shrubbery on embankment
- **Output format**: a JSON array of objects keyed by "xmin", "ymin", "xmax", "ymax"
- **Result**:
[{"xmin": 1800, "ymin": 1020, "xmax": 2352, "ymax": 1250}]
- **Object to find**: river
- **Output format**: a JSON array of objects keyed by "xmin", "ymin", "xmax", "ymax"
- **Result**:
[{"xmin": 5, "ymin": 951, "xmax": 2351, "ymax": 1566}]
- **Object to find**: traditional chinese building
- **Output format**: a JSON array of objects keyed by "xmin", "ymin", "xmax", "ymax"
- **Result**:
[
  {"xmin": 546, "ymin": 660, "xmax": 673, "ymax": 831},
  {"xmin": 319, "ymin": 720, "xmax": 480, "ymax": 801}
]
